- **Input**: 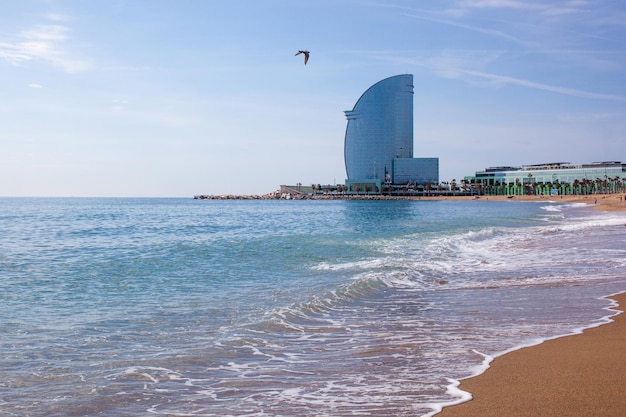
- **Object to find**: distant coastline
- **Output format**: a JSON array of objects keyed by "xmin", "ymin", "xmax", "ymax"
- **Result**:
[
  {"xmin": 193, "ymin": 192, "xmax": 420, "ymax": 201},
  {"xmin": 194, "ymin": 192, "xmax": 626, "ymax": 211}
]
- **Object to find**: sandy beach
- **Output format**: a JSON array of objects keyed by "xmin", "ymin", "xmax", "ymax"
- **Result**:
[
  {"xmin": 287, "ymin": 192, "xmax": 626, "ymax": 212},
  {"xmin": 415, "ymin": 193, "xmax": 626, "ymax": 212},
  {"xmin": 436, "ymin": 292, "xmax": 626, "ymax": 417}
]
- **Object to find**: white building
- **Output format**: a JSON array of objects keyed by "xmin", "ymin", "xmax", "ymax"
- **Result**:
[{"xmin": 465, "ymin": 161, "xmax": 626, "ymax": 195}]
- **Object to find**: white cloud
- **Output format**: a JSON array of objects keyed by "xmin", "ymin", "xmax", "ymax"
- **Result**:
[
  {"xmin": 426, "ymin": 49, "xmax": 504, "ymax": 78},
  {"xmin": 28, "ymin": 83, "xmax": 43, "ymax": 88},
  {"xmin": 452, "ymin": 67, "xmax": 626, "ymax": 100},
  {"xmin": 0, "ymin": 23, "xmax": 90, "ymax": 73},
  {"xmin": 557, "ymin": 111, "xmax": 624, "ymax": 122},
  {"xmin": 21, "ymin": 24, "xmax": 69, "ymax": 42},
  {"xmin": 406, "ymin": 13, "xmax": 535, "ymax": 47},
  {"xmin": 566, "ymin": 0, "xmax": 589, "ymax": 6},
  {"xmin": 459, "ymin": 0, "xmax": 537, "ymax": 9},
  {"xmin": 377, "ymin": 49, "xmax": 626, "ymax": 101},
  {"xmin": 45, "ymin": 13, "xmax": 71, "ymax": 22},
  {"xmin": 541, "ymin": 6, "xmax": 585, "ymax": 16},
  {"xmin": 456, "ymin": 0, "xmax": 588, "ymax": 15},
  {"xmin": 111, "ymin": 98, "xmax": 128, "ymax": 111}
]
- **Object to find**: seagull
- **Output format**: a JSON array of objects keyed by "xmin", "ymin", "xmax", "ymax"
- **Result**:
[{"xmin": 295, "ymin": 50, "xmax": 310, "ymax": 65}]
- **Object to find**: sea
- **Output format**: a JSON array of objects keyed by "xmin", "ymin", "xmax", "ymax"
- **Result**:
[{"xmin": 1, "ymin": 197, "xmax": 625, "ymax": 417}]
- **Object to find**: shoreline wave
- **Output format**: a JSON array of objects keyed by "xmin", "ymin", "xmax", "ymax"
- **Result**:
[
  {"xmin": 2, "ymin": 198, "xmax": 625, "ymax": 416},
  {"xmin": 427, "ymin": 290, "xmax": 626, "ymax": 416}
]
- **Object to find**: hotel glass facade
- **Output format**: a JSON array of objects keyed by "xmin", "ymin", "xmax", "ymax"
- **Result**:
[
  {"xmin": 393, "ymin": 158, "xmax": 439, "ymax": 185},
  {"xmin": 344, "ymin": 74, "xmax": 438, "ymax": 191}
]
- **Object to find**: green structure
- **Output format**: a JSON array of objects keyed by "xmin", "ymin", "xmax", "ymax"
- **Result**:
[{"xmin": 464, "ymin": 161, "xmax": 626, "ymax": 196}]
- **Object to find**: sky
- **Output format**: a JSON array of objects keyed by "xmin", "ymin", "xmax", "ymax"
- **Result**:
[{"xmin": 2, "ymin": 0, "xmax": 626, "ymax": 197}]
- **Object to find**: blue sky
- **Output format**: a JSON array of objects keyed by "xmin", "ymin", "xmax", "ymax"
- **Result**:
[{"xmin": 2, "ymin": 0, "xmax": 626, "ymax": 197}]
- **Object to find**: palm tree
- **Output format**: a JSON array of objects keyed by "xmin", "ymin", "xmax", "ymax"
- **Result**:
[
  {"xmin": 593, "ymin": 178, "xmax": 601, "ymax": 193},
  {"xmin": 580, "ymin": 178, "xmax": 587, "ymax": 194},
  {"xmin": 494, "ymin": 182, "xmax": 500, "ymax": 195},
  {"xmin": 614, "ymin": 176, "xmax": 623, "ymax": 193},
  {"xmin": 475, "ymin": 181, "xmax": 484, "ymax": 196}
]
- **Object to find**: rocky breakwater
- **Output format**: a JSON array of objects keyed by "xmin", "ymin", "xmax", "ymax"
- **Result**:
[
  {"xmin": 194, "ymin": 192, "xmax": 414, "ymax": 200},
  {"xmin": 193, "ymin": 191, "xmax": 284, "ymax": 200}
]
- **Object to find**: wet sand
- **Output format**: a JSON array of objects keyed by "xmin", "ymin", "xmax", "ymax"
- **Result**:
[{"xmin": 436, "ymin": 292, "xmax": 626, "ymax": 417}]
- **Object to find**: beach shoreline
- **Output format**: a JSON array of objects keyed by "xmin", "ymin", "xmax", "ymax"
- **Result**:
[
  {"xmin": 434, "ymin": 291, "xmax": 626, "ymax": 417},
  {"xmin": 412, "ymin": 193, "xmax": 626, "ymax": 212}
]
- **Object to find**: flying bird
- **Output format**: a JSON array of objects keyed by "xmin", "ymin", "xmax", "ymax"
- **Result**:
[{"xmin": 295, "ymin": 50, "xmax": 310, "ymax": 65}]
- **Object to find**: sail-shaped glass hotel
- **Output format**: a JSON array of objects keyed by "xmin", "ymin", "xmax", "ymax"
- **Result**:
[{"xmin": 344, "ymin": 74, "xmax": 438, "ymax": 192}]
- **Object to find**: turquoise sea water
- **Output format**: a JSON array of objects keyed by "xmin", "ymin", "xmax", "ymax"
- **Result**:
[{"xmin": 1, "ymin": 197, "xmax": 625, "ymax": 416}]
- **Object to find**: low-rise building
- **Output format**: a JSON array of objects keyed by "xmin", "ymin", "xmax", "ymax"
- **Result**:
[{"xmin": 464, "ymin": 161, "xmax": 626, "ymax": 196}]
